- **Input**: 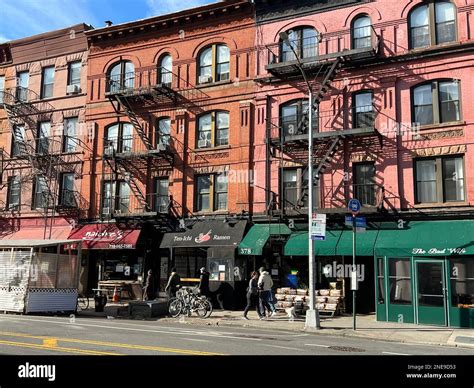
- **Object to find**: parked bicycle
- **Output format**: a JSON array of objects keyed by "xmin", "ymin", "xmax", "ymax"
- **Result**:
[{"xmin": 168, "ymin": 286, "xmax": 212, "ymax": 318}]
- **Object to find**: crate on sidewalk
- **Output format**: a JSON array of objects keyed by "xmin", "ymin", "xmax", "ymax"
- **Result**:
[{"xmin": 128, "ymin": 300, "xmax": 168, "ymax": 319}]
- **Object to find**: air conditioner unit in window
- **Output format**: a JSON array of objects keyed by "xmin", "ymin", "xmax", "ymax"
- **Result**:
[
  {"xmin": 66, "ymin": 84, "xmax": 81, "ymax": 94},
  {"xmin": 104, "ymin": 145, "xmax": 115, "ymax": 157},
  {"xmin": 220, "ymin": 72, "xmax": 230, "ymax": 81},
  {"xmin": 198, "ymin": 139, "xmax": 210, "ymax": 148},
  {"xmin": 199, "ymin": 75, "xmax": 213, "ymax": 84},
  {"xmin": 157, "ymin": 142, "xmax": 168, "ymax": 152},
  {"xmin": 102, "ymin": 207, "xmax": 111, "ymax": 216}
]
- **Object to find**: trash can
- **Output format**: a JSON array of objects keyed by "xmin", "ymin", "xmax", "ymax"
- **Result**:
[{"xmin": 94, "ymin": 293, "xmax": 107, "ymax": 312}]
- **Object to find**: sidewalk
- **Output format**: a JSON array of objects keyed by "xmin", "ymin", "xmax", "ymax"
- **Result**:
[{"xmin": 77, "ymin": 303, "xmax": 474, "ymax": 350}]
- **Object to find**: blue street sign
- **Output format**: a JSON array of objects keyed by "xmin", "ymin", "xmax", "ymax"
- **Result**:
[
  {"xmin": 345, "ymin": 216, "xmax": 366, "ymax": 228},
  {"xmin": 348, "ymin": 199, "xmax": 361, "ymax": 214}
]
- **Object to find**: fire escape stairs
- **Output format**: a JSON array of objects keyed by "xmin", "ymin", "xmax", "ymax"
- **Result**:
[
  {"xmin": 115, "ymin": 162, "xmax": 150, "ymax": 213},
  {"xmin": 113, "ymin": 95, "xmax": 153, "ymax": 150}
]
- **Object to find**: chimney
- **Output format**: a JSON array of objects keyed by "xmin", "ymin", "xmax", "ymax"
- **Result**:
[{"xmin": 105, "ymin": 21, "xmax": 113, "ymax": 27}]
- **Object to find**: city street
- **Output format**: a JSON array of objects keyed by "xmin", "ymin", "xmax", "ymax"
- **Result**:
[{"xmin": 0, "ymin": 314, "xmax": 472, "ymax": 356}]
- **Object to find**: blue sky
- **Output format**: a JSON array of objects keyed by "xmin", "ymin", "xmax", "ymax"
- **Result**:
[{"xmin": 0, "ymin": 0, "xmax": 219, "ymax": 42}]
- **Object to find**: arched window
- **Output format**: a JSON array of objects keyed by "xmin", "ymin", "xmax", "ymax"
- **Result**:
[
  {"xmin": 280, "ymin": 27, "xmax": 318, "ymax": 63},
  {"xmin": 198, "ymin": 44, "xmax": 230, "ymax": 84},
  {"xmin": 280, "ymin": 99, "xmax": 317, "ymax": 137},
  {"xmin": 107, "ymin": 61, "xmax": 134, "ymax": 93},
  {"xmin": 409, "ymin": 1, "xmax": 456, "ymax": 49},
  {"xmin": 197, "ymin": 111, "xmax": 229, "ymax": 149},
  {"xmin": 156, "ymin": 117, "xmax": 171, "ymax": 149},
  {"xmin": 412, "ymin": 80, "xmax": 461, "ymax": 126},
  {"xmin": 159, "ymin": 54, "xmax": 172, "ymax": 86},
  {"xmin": 105, "ymin": 122, "xmax": 133, "ymax": 153},
  {"xmin": 352, "ymin": 15, "xmax": 372, "ymax": 49}
]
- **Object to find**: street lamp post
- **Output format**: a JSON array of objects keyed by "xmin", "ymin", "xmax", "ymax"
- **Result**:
[{"xmin": 279, "ymin": 32, "xmax": 320, "ymax": 329}]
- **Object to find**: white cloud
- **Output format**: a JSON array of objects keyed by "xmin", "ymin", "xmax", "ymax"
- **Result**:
[{"xmin": 146, "ymin": 0, "xmax": 219, "ymax": 17}]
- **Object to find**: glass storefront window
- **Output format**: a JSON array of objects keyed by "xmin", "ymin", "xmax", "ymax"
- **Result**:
[
  {"xmin": 209, "ymin": 258, "xmax": 233, "ymax": 281},
  {"xmin": 377, "ymin": 258, "xmax": 385, "ymax": 304},
  {"xmin": 389, "ymin": 258, "xmax": 412, "ymax": 304},
  {"xmin": 450, "ymin": 258, "xmax": 474, "ymax": 308}
]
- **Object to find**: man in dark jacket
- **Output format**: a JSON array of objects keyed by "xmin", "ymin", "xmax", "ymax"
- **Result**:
[
  {"xmin": 165, "ymin": 268, "xmax": 181, "ymax": 299},
  {"xmin": 198, "ymin": 267, "xmax": 210, "ymax": 297}
]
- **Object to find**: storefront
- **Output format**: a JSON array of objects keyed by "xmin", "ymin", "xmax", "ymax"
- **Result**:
[
  {"xmin": 284, "ymin": 228, "xmax": 376, "ymax": 314},
  {"xmin": 160, "ymin": 220, "xmax": 247, "ymax": 309},
  {"xmin": 69, "ymin": 223, "xmax": 144, "ymax": 293},
  {"xmin": 238, "ymin": 223, "xmax": 291, "ymax": 288},
  {"xmin": 374, "ymin": 220, "xmax": 474, "ymax": 328}
]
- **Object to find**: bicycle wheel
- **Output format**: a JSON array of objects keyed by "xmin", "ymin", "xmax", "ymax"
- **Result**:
[
  {"xmin": 194, "ymin": 300, "xmax": 208, "ymax": 318},
  {"xmin": 199, "ymin": 298, "xmax": 213, "ymax": 318},
  {"xmin": 168, "ymin": 298, "xmax": 184, "ymax": 318}
]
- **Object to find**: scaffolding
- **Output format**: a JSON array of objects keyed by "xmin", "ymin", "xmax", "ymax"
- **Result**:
[{"xmin": 0, "ymin": 86, "xmax": 89, "ymax": 237}]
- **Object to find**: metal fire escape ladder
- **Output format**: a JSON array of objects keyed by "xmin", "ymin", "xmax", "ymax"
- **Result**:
[
  {"xmin": 113, "ymin": 94, "xmax": 153, "ymax": 150},
  {"xmin": 114, "ymin": 162, "xmax": 150, "ymax": 213}
]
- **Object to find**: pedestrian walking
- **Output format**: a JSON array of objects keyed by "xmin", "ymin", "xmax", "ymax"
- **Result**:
[
  {"xmin": 198, "ymin": 267, "xmax": 210, "ymax": 297},
  {"xmin": 165, "ymin": 268, "xmax": 181, "ymax": 299},
  {"xmin": 258, "ymin": 267, "xmax": 277, "ymax": 317},
  {"xmin": 142, "ymin": 269, "xmax": 155, "ymax": 301},
  {"xmin": 243, "ymin": 271, "xmax": 263, "ymax": 320}
]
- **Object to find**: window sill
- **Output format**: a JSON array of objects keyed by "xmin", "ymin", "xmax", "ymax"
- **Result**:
[
  {"xmin": 192, "ymin": 145, "xmax": 231, "ymax": 153},
  {"xmin": 193, "ymin": 211, "xmax": 230, "ymax": 216},
  {"xmin": 413, "ymin": 202, "xmax": 469, "ymax": 209},
  {"xmin": 417, "ymin": 121, "xmax": 465, "ymax": 132},
  {"xmin": 407, "ymin": 41, "xmax": 460, "ymax": 54},
  {"xmin": 195, "ymin": 79, "xmax": 232, "ymax": 89}
]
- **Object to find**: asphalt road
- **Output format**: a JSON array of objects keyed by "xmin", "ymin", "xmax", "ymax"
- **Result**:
[{"xmin": 0, "ymin": 314, "xmax": 472, "ymax": 356}]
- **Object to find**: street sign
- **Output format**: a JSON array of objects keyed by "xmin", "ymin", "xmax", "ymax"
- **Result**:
[
  {"xmin": 345, "ymin": 215, "xmax": 366, "ymax": 229},
  {"xmin": 311, "ymin": 213, "xmax": 326, "ymax": 241},
  {"xmin": 348, "ymin": 199, "xmax": 361, "ymax": 214}
]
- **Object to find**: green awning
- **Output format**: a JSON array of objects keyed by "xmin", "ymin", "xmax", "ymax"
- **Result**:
[
  {"xmin": 238, "ymin": 224, "xmax": 291, "ymax": 256},
  {"xmin": 374, "ymin": 220, "xmax": 474, "ymax": 257},
  {"xmin": 284, "ymin": 230, "xmax": 343, "ymax": 256},
  {"xmin": 336, "ymin": 228, "xmax": 380, "ymax": 256}
]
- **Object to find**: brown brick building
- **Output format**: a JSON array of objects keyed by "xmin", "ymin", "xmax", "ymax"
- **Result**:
[{"xmin": 78, "ymin": 0, "xmax": 255, "ymax": 301}]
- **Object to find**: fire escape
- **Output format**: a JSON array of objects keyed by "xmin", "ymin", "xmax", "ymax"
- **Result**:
[
  {"xmin": 264, "ymin": 26, "xmax": 384, "ymax": 216},
  {"xmin": 103, "ymin": 67, "xmax": 207, "ymax": 220},
  {"xmin": 0, "ymin": 87, "xmax": 86, "ymax": 236}
]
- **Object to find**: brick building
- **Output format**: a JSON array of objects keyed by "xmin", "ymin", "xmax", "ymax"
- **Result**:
[
  {"xmin": 243, "ymin": 0, "xmax": 474, "ymax": 327},
  {"xmin": 0, "ymin": 25, "xmax": 91, "ymax": 248},
  {"xmin": 75, "ymin": 0, "xmax": 255, "ymax": 305}
]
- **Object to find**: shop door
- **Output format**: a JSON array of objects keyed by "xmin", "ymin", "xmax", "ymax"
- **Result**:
[{"xmin": 415, "ymin": 260, "xmax": 447, "ymax": 326}]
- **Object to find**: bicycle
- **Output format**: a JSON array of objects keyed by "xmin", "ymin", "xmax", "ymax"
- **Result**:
[
  {"xmin": 76, "ymin": 293, "xmax": 90, "ymax": 311},
  {"xmin": 168, "ymin": 286, "xmax": 212, "ymax": 318}
]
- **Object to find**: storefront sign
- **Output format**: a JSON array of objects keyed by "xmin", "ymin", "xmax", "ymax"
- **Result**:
[
  {"xmin": 69, "ymin": 224, "xmax": 141, "ymax": 250},
  {"xmin": 412, "ymin": 247, "xmax": 467, "ymax": 255},
  {"xmin": 160, "ymin": 221, "xmax": 247, "ymax": 248}
]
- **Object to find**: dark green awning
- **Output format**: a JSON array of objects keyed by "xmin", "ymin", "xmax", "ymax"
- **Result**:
[
  {"xmin": 238, "ymin": 224, "xmax": 291, "ymax": 256},
  {"xmin": 374, "ymin": 220, "xmax": 474, "ymax": 257},
  {"xmin": 284, "ymin": 230, "xmax": 343, "ymax": 256},
  {"xmin": 336, "ymin": 228, "xmax": 380, "ymax": 256}
]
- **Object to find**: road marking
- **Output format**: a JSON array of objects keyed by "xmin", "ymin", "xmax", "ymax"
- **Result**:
[
  {"xmin": 382, "ymin": 351, "xmax": 410, "ymax": 356},
  {"xmin": 304, "ymin": 343, "xmax": 330, "ymax": 348},
  {"xmin": 43, "ymin": 338, "xmax": 57, "ymax": 348},
  {"xmin": 0, "ymin": 339, "xmax": 119, "ymax": 355},
  {"xmin": 180, "ymin": 338, "xmax": 210, "ymax": 343},
  {"xmin": 261, "ymin": 344, "xmax": 306, "ymax": 352},
  {"xmin": 0, "ymin": 315, "xmax": 261, "ymax": 342},
  {"xmin": 0, "ymin": 331, "xmax": 223, "ymax": 356}
]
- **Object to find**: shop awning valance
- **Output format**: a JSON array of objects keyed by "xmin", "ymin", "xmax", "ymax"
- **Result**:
[
  {"xmin": 284, "ymin": 229, "xmax": 343, "ymax": 256},
  {"xmin": 69, "ymin": 223, "xmax": 141, "ymax": 249},
  {"xmin": 160, "ymin": 220, "xmax": 247, "ymax": 248},
  {"xmin": 238, "ymin": 224, "xmax": 291, "ymax": 256},
  {"xmin": 336, "ymin": 228, "xmax": 380, "ymax": 256},
  {"xmin": 374, "ymin": 220, "xmax": 474, "ymax": 257}
]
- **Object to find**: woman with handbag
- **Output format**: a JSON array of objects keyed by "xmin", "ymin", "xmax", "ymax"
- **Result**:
[{"xmin": 243, "ymin": 271, "xmax": 264, "ymax": 320}]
